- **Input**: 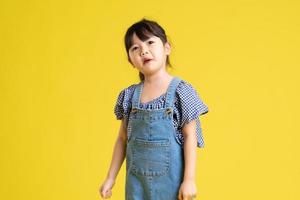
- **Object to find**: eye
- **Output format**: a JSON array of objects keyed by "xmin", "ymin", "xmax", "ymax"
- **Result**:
[
  {"xmin": 148, "ymin": 40, "xmax": 154, "ymax": 44},
  {"xmin": 131, "ymin": 46, "xmax": 138, "ymax": 51}
]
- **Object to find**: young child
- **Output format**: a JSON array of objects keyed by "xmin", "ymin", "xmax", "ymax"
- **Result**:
[{"xmin": 100, "ymin": 18, "xmax": 209, "ymax": 200}]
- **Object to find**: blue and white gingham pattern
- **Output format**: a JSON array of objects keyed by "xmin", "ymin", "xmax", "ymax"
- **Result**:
[{"xmin": 114, "ymin": 79, "xmax": 209, "ymax": 148}]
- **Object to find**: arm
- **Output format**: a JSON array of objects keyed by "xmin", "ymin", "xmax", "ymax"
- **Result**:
[
  {"xmin": 100, "ymin": 118, "xmax": 127, "ymax": 199},
  {"xmin": 178, "ymin": 119, "xmax": 198, "ymax": 200}
]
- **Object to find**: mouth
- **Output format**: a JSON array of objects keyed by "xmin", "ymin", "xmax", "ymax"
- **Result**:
[{"xmin": 143, "ymin": 59, "xmax": 153, "ymax": 64}]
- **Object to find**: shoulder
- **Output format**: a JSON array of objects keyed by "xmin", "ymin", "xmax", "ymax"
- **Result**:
[
  {"xmin": 177, "ymin": 79, "xmax": 195, "ymax": 89},
  {"xmin": 116, "ymin": 83, "xmax": 139, "ymax": 101},
  {"xmin": 114, "ymin": 83, "xmax": 139, "ymax": 120},
  {"xmin": 176, "ymin": 78, "xmax": 200, "ymax": 98},
  {"xmin": 175, "ymin": 78, "xmax": 209, "ymax": 115}
]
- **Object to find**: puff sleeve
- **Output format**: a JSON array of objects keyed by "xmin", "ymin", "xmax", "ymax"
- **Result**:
[
  {"xmin": 177, "ymin": 81, "xmax": 209, "ymax": 128},
  {"xmin": 113, "ymin": 86, "xmax": 135, "ymax": 120},
  {"xmin": 175, "ymin": 81, "xmax": 208, "ymax": 148}
]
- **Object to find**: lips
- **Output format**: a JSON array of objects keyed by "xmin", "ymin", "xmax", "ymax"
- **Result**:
[{"xmin": 143, "ymin": 58, "xmax": 153, "ymax": 64}]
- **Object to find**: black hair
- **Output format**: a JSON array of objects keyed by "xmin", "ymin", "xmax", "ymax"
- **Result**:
[{"xmin": 124, "ymin": 18, "xmax": 172, "ymax": 81}]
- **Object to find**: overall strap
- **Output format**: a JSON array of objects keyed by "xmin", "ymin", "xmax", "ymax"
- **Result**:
[
  {"xmin": 165, "ymin": 76, "xmax": 181, "ymax": 108},
  {"xmin": 132, "ymin": 82, "xmax": 142, "ymax": 109}
]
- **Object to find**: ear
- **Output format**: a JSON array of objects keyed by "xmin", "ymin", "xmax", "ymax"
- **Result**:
[{"xmin": 164, "ymin": 42, "xmax": 171, "ymax": 55}]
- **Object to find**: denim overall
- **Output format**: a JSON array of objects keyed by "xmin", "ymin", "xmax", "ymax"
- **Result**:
[{"xmin": 125, "ymin": 77, "xmax": 184, "ymax": 200}]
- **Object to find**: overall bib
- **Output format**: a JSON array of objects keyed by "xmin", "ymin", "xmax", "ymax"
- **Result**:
[{"xmin": 126, "ymin": 77, "xmax": 184, "ymax": 200}]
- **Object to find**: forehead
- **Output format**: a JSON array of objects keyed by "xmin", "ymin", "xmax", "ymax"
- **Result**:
[{"xmin": 130, "ymin": 32, "xmax": 158, "ymax": 45}]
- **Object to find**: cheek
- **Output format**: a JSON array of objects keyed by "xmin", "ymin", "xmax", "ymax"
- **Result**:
[
  {"xmin": 153, "ymin": 46, "xmax": 164, "ymax": 54},
  {"xmin": 153, "ymin": 49, "xmax": 165, "ymax": 59},
  {"xmin": 128, "ymin": 54, "xmax": 141, "ymax": 65},
  {"xmin": 128, "ymin": 53, "xmax": 135, "ymax": 62}
]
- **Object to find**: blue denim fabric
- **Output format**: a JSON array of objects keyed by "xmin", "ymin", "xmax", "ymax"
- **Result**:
[{"xmin": 126, "ymin": 77, "xmax": 184, "ymax": 200}]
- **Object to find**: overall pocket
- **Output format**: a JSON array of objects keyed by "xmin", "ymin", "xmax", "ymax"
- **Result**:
[{"xmin": 131, "ymin": 138, "xmax": 171, "ymax": 176}]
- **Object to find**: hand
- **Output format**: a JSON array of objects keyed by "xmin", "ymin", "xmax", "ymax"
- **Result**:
[
  {"xmin": 99, "ymin": 178, "xmax": 115, "ymax": 199},
  {"xmin": 178, "ymin": 180, "xmax": 197, "ymax": 200}
]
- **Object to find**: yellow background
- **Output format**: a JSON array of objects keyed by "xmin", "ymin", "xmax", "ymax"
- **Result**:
[{"xmin": 1, "ymin": 0, "xmax": 299, "ymax": 199}]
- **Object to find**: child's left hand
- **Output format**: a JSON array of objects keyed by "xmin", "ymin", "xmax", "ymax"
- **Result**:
[{"xmin": 178, "ymin": 179, "xmax": 197, "ymax": 200}]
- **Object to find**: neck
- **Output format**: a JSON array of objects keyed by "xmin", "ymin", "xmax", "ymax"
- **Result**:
[{"xmin": 143, "ymin": 69, "xmax": 173, "ymax": 85}]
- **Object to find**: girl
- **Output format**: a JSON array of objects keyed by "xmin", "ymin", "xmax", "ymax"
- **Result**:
[{"xmin": 99, "ymin": 18, "xmax": 209, "ymax": 200}]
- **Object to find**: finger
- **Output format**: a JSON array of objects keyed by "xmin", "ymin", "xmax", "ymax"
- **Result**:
[
  {"xmin": 178, "ymin": 191, "xmax": 183, "ymax": 200},
  {"xmin": 101, "ymin": 189, "xmax": 109, "ymax": 198},
  {"xmin": 106, "ymin": 190, "xmax": 112, "ymax": 197},
  {"xmin": 100, "ymin": 190, "xmax": 105, "ymax": 198},
  {"xmin": 100, "ymin": 185, "xmax": 105, "ymax": 194}
]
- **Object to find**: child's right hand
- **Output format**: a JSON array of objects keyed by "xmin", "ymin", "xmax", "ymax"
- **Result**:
[{"xmin": 99, "ymin": 178, "xmax": 115, "ymax": 199}]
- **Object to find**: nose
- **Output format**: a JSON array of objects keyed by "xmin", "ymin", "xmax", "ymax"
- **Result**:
[{"xmin": 140, "ymin": 46, "xmax": 149, "ymax": 56}]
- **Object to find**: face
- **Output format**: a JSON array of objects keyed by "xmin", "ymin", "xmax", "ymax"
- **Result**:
[{"xmin": 128, "ymin": 33, "xmax": 171, "ymax": 76}]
